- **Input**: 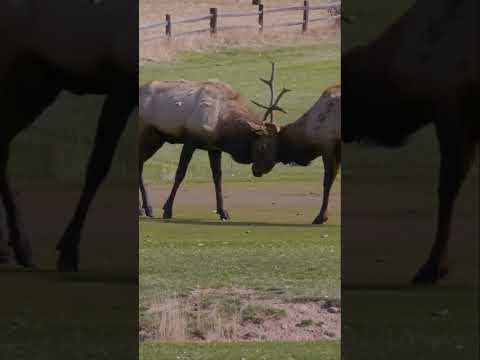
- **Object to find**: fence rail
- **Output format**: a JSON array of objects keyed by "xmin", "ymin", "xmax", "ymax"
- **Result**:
[{"xmin": 140, "ymin": 1, "xmax": 340, "ymax": 41}]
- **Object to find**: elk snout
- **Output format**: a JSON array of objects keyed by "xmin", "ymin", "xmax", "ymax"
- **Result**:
[{"xmin": 252, "ymin": 164, "xmax": 263, "ymax": 177}]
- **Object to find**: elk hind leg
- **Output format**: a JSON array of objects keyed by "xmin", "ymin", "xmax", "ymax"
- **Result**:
[
  {"xmin": 314, "ymin": 144, "xmax": 340, "ymax": 225},
  {"xmin": 413, "ymin": 134, "xmax": 476, "ymax": 284},
  {"xmin": 56, "ymin": 86, "xmax": 135, "ymax": 272}
]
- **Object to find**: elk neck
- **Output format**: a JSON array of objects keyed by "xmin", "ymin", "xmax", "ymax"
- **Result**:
[
  {"xmin": 216, "ymin": 105, "xmax": 264, "ymax": 164},
  {"xmin": 277, "ymin": 121, "xmax": 319, "ymax": 166}
]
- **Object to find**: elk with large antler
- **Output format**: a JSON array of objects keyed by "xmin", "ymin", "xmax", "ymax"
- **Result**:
[
  {"xmin": 138, "ymin": 64, "xmax": 291, "ymax": 220},
  {"xmin": 250, "ymin": 83, "xmax": 341, "ymax": 225}
]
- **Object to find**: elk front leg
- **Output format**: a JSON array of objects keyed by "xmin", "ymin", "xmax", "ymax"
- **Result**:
[
  {"xmin": 0, "ymin": 145, "xmax": 32, "ymax": 266},
  {"xmin": 162, "ymin": 143, "xmax": 195, "ymax": 219},
  {"xmin": 314, "ymin": 146, "xmax": 340, "ymax": 224},
  {"xmin": 56, "ymin": 86, "xmax": 135, "ymax": 272},
  {"xmin": 412, "ymin": 123, "xmax": 475, "ymax": 284},
  {"xmin": 208, "ymin": 150, "xmax": 230, "ymax": 221}
]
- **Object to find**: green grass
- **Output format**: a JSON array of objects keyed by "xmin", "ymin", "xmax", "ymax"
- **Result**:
[
  {"xmin": 342, "ymin": 288, "xmax": 478, "ymax": 359},
  {"xmin": 139, "ymin": 43, "xmax": 341, "ymax": 304},
  {"xmin": 1, "ymin": 270, "xmax": 137, "ymax": 360},
  {"xmin": 140, "ymin": 341, "xmax": 340, "ymax": 360},
  {"xmin": 139, "ymin": 42, "xmax": 339, "ymax": 185},
  {"xmin": 139, "ymin": 44, "xmax": 340, "ymax": 357},
  {"xmin": 9, "ymin": 93, "xmax": 137, "ymax": 186},
  {"xmin": 140, "ymin": 218, "xmax": 340, "ymax": 304}
]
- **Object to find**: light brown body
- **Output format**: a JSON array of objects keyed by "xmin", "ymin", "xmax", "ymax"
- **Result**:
[{"xmin": 138, "ymin": 79, "xmax": 275, "ymax": 220}]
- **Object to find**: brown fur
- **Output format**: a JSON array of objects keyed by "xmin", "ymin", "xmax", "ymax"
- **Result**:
[
  {"xmin": 254, "ymin": 85, "xmax": 341, "ymax": 224},
  {"xmin": 139, "ymin": 80, "xmax": 271, "ymax": 220}
]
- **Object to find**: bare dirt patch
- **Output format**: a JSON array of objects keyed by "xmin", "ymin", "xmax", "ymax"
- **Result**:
[
  {"xmin": 141, "ymin": 181, "xmax": 340, "ymax": 224},
  {"xmin": 140, "ymin": 288, "xmax": 340, "ymax": 342}
]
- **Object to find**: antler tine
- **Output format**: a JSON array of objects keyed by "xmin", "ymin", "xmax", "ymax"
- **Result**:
[
  {"xmin": 263, "ymin": 87, "xmax": 292, "ymax": 122},
  {"xmin": 268, "ymin": 62, "xmax": 276, "ymax": 122},
  {"xmin": 251, "ymin": 62, "xmax": 291, "ymax": 123},
  {"xmin": 251, "ymin": 62, "xmax": 276, "ymax": 117},
  {"xmin": 251, "ymin": 100, "xmax": 270, "ymax": 110}
]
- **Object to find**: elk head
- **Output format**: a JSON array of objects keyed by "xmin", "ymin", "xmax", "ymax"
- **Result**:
[{"xmin": 251, "ymin": 62, "xmax": 291, "ymax": 177}]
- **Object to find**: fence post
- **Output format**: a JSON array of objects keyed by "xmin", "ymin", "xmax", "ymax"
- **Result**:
[
  {"xmin": 210, "ymin": 8, "xmax": 218, "ymax": 35},
  {"xmin": 165, "ymin": 14, "xmax": 172, "ymax": 38},
  {"xmin": 258, "ymin": 3, "xmax": 264, "ymax": 33},
  {"xmin": 302, "ymin": 0, "xmax": 309, "ymax": 32}
]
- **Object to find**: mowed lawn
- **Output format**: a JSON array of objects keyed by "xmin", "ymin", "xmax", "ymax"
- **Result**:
[
  {"xmin": 141, "ymin": 341, "xmax": 340, "ymax": 360},
  {"xmin": 139, "ymin": 42, "xmax": 341, "ymax": 358}
]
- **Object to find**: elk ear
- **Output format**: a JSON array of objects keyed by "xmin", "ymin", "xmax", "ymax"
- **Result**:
[{"xmin": 265, "ymin": 123, "xmax": 280, "ymax": 136}]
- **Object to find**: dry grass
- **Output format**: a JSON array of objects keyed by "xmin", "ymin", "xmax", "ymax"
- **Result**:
[
  {"xmin": 140, "ymin": 288, "xmax": 341, "ymax": 342},
  {"xmin": 140, "ymin": 0, "xmax": 340, "ymax": 62},
  {"xmin": 146, "ymin": 293, "xmax": 188, "ymax": 341}
]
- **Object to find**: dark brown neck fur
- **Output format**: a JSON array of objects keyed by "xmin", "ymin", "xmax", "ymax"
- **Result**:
[
  {"xmin": 278, "ymin": 123, "xmax": 320, "ymax": 166},
  {"xmin": 216, "ymin": 101, "xmax": 263, "ymax": 164}
]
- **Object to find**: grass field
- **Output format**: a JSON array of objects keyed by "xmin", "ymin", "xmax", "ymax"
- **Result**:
[
  {"xmin": 141, "ymin": 341, "xmax": 340, "ymax": 360},
  {"xmin": 139, "ymin": 39, "xmax": 341, "ymax": 357}
]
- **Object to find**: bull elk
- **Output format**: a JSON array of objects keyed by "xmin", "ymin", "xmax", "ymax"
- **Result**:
[
  {"xmin": 250, "ymin": 84, "xmax": 341, "ymax": 225},
  {"xmin": 138, "ymin": 64, "xmax": 291, "ymax": 220},
  {"xmin": 0, "ymin": 0, "xmax": 137, "ymax": 271},
  {"xmin": 342, "ymin": 0, "xmax": 479, "ymax": 283}
]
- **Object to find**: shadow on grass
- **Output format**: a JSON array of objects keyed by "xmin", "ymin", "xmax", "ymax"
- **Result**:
[
  {"xmin": 0, "ymin": 266, "xmax": 137, "ymax": 285},
  {"xmin": 140, "ymin": 216, "xmax": 338, "ymax": 228},
  {"xmin": 342, "ymin": 282, "xmax": 476, "ymax": 292}
]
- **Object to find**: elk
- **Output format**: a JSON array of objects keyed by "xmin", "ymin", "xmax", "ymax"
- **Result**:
[
  {"xmin": 342, "ymin": 0, "xmax": 479, "ymax": 283},
  {"xmin": 138, "ymin": 64, "xmax": 291, "ymax": 220},
  {"xmin": 0, "ymin": 0, "xmax": 137, "ymax": 271},
  {"xmin": 249, "ymin": 84, "xmax": 341, "ymax": 225}
]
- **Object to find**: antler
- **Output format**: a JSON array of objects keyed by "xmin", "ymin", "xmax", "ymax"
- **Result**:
[{"xmin": 251, "ymin": 62, "xmax": 291, "ymax": 123}]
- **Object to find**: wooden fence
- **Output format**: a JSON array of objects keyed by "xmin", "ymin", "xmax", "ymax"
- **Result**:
[{"xmin": 140, "ymin": 1, "xmax": 340, "ymax": 42}]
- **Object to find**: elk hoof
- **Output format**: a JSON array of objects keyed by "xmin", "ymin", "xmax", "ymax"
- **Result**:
[
  {"xmin": 313, "ymin": 214, "xmax": 328, "ymax": 225},
  {"xmin": 57, "ymin": 248, "xmax": 79, "ymax": 272},
  {"xmin": 218, "ymin": 209, "xmax": 230, "ymax": 221},
  {"xmin": 9, "ymin": 239, "xmax": 34, "ymax": 268},
  {"xmin": 145, "ymin": 206, "xmax": 154, "ymax": 218},
  {"xmin": 163, "ymin": 209, "xmax": 173, "ymax": 219},
  {"xmin": 412, "ymin": 262, "xmax": 448, "ymax": 284},
  {"xmin": 139, "ymin": 208, "xmax": 144, "ymax": 216}
]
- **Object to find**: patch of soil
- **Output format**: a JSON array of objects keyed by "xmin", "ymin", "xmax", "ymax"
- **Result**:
[
  {"xmin": 141, "ymin": 182, "xmax": 340, "ymax": 224},
  {"xmin": 140, "ymin": 288, "xmax": 340, "ymax": 342}
]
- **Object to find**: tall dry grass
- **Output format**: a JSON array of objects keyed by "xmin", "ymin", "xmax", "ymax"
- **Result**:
[
  {"xmin": 148, "ymin": 294, "xmax": 188, "ymax": 341},
  {"xmin": 145, "ymin": 291, "xmax": 242, "ymax": 342}
]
